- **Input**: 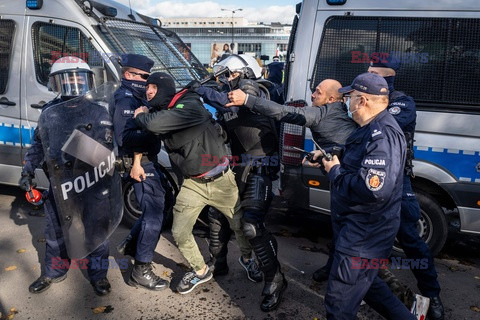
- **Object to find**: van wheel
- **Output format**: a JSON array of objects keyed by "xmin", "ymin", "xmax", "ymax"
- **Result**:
[{"xmin": 392, "ymin": 190, "xmax": 448, "ymax": 257}]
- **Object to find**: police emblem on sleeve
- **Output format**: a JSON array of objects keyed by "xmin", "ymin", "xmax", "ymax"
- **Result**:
[
  {"xmin": 388, "ymin": 106, "xmax": 401, "ymax": 115},
  {"xmin": 365, "ymin": 168, "xmax": 386, "ymax": 191}
]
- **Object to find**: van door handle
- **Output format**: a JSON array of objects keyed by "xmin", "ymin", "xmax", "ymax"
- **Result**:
[
  {"xmin": 31, "ymin": 101, "xmax": 46, "ymax": 109},
  {"xmin": 0, "ymin": 97, "xmax": 16, "ymax": 106}
]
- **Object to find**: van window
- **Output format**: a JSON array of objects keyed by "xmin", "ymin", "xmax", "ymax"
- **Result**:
[
  {"xmin": 0, "ymin": 20, "xmax": 15, "ymax": 94},
  {"xmin": 98, "ymin": 18, "xmax": 208, "ymax": 87},
  {"xmin": 32, "ymin": 22, "xmax": 103, "ymax": 86},
  {"xmin": 312, "ymin": 17, "xmax": 480, "ymax": 106}
]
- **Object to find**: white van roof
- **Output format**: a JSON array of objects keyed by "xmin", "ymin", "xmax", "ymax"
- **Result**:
[
  {"xmin": 3, "ymin": 0, "xmax": 153, "ymax": 24},
  {"xmin": 311, "ymin": 0, "xmax": 480, "ymax": 11}
]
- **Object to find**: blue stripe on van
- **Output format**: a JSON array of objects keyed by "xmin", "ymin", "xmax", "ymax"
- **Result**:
[
  {"xmin": 414, "ymin": 147, "xmax": 480, "ymax": 182},
  {"xmin": 304, "ymin": 138, "xmax": 480, "ymax": 183},
  {"xmin": 0, "ymin": 123, "xmax": 20, "ymax": 146},
  {"xmin": 0, "ymin": 123, "xmax": 34, "ymax": 146},
  {"xmin": 21, "ymin": 126, "xmax": 35, "ymax": 146}
]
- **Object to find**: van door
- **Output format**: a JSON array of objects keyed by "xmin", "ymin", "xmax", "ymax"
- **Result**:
[{"xmin": 0, "ymin": 16, "xmax": 25, "ymax": 185}]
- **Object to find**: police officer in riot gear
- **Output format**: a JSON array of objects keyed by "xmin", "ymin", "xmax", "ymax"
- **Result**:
[
  {"xmin": 20, "ymin": 57, "xmax": 114, "ymax": 296},
  {"xmin": 112, "ymin": 54, "xmax": 170, "ymax": 291},
  {"xmin": 368, "ymin": 56, "xmax": 444, "ymax": 320},
  {"xmin": 196, "ymin": 54, "xmax": 287, "ymax": 312}
]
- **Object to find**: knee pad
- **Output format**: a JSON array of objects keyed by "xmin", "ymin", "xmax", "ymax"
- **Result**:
[
  {"xmin": 241, "ymin": 172, "xmax": 272, "ymax": 212},
  {"xmin": 208, "ymin": 207, "xmax": 231, "ymax": 257},
  {"xmin": 242, "ymin": 221, "xmax": 258, "ymax": 240}
]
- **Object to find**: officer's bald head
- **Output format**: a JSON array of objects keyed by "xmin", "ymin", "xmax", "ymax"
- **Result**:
[{"xmin": 311, "ymin": 79, "xmax": 343, "ymax": 107}]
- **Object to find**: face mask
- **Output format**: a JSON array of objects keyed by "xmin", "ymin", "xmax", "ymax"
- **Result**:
[
  {"xmin": 346, "ymin": 97, "xmax": 358, "ymax": 119},
  {"xmin": 122, "ymin": 79, "xmax": 146, "ymax": 99}
]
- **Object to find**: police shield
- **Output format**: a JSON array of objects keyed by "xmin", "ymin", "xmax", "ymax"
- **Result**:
[{"xmin": 37, "ymin": 82, "xmax": 123, "ymax": 259}]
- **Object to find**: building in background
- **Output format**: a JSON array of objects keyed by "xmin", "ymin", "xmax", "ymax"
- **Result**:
[{"xmin": 162, "ymin": 17, "xmax": 291, "ymax": 67}]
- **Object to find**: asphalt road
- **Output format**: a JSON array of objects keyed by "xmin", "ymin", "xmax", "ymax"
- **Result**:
[{"xmin": 1, "ymin": 185, "xmax": 480, "ymax": 320}]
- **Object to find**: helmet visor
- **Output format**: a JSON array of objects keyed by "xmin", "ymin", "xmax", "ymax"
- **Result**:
[{"xmin": 49, "ymin": 71, "xmax": 95, "ymax": 97}]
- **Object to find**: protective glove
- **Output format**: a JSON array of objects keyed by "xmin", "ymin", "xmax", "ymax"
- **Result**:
[
  {"xmin": 238, "ymin": 79, "xmax": 261, "ymax": 97},
  {"xmin": 19, "ymin": 172, "xmax": 35, "ymax": 191},
  {"xmin": 185, "ymin": 80, "xmax": 201, "ymax": 92}
]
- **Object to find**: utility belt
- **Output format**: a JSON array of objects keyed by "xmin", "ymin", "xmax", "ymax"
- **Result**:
[
  {"xmin": 191, "ymin": 158, "xmax": 230, "ymax": 183},
  {"xmin": 114, "ymin": 154, "xmax": 155, "ymax": 174}
]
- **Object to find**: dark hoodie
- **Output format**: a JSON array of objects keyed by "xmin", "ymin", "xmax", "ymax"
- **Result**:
[{"xmin": 135, "ymin": 72, "xmax": 229, "ymax": 177}]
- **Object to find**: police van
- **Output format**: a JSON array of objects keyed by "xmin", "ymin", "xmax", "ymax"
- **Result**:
[
  {"xmin": 279, "ymin": 0, "xmax": 480, "ymax": 255},
  {"xmin": 0, "ymin": 0, "xmax": 208, "ymax": 225}
]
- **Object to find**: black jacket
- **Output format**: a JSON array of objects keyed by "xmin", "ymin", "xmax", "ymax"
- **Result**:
[
  {"xmin": 135, "ymin": 91, "xmax": 228, "ymax": 177},
  {"xmin": 244, "ymin": 96, "xmax": 356, "ymax": 148}
]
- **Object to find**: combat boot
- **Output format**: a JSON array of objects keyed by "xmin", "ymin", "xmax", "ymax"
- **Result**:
[
  {"xmin": 128, "ymin": 262, "xmax": 169, "ymax": 291},
  {"xmin": 428, "ymin": 296, "xmax": 445, "ymax": 320},
  {"xmin": 260, "ymin": 271, "xmax": 287, "ymax": 312}
]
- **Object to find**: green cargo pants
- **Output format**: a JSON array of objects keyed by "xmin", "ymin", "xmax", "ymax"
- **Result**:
[{"xmin": 171, "ymin": 169, "xmax": 252, "ymax": 271}]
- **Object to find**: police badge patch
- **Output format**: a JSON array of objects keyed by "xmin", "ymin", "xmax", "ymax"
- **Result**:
[
  {"xmin": 365, "ymin": 168, "xmax": 386, "ymax": 191},
  {"xmin": 388, "ymin": 106, "xmax": 401, "ymax": 115}
]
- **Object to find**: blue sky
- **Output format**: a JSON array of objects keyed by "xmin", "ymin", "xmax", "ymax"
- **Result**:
[{"xmin": 116, "ymin": 0, "xmax": 297, "ymax": 24}]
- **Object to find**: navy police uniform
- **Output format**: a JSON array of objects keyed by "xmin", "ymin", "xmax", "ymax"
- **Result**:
[
  {"xmin": 23, "ymin": 99, "xmax": 110, "ymax": 283},
  {"xmin": 112, "ymin": 54, "xmax": 169, "ymax": 264},
  {"xmin": 324, "ymin": 73, "xmax": 415, "ymax": 320},
  {"xmin": 372, "ymin": 57, "xmax": 442, "ymax": 300}
]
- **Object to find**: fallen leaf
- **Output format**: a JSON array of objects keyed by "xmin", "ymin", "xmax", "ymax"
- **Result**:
[
  {"xmin": 91, "ymin": 305, "xmax": 114, "ymax": 314},
  {"xmin": 37, "ymin": 238, "xmax": 46, "ymax": 243},
  {"xmin": 16, "ymin": 249, "xmax": 26, "ymax": 253},
  {"xmin": 474, "ymin": 276, "xmax": 480, "ymax": 280},
  {"xmin": 470, "ymin": 306, "xmax": 480, "ymax": 312},
  {"xmin": 449, "ymin": 266, "xmax": 458, "ymax": 272},
  {"xmin": 4, "ymin": 266, "xmax": 17, "ymax": 271},
  {"xmin": 4, "ymin": 308, "xmax": 18, "ymax": 320},
  {"xmin": 162, "ymin": 271, "xmax": 170, "ymax": 278}
]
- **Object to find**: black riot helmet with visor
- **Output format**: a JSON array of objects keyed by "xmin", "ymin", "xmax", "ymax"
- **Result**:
[{"xmin": 48, "ymin": 56, "xmax": 95, "ymax": 98}]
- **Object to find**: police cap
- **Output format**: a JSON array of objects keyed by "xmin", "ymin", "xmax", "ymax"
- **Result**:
[
  {"xmin": 120, "ymin": 53, "xmax": 154, "ymax": 72},
  {"xmin": 339, "ymin": 73, "xmax": 389, "ymax": 96}
]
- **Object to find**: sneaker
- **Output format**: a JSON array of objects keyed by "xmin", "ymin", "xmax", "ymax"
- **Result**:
[
  {"xmin": 176, "ymin": 266, "xmax": 213, "ymax": 294},
  {"xmin": 238, "ymin": 257, "xmax": 263, "ymax": 283}
]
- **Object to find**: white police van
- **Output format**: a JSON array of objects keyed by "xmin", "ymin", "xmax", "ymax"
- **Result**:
[
  {"xmin": 279, "ymin": 0, "xmax": 480, "ymax": 255},
  {"xmin": 0, "ymin": 0, "xmax": 208, "ymax": 225}
]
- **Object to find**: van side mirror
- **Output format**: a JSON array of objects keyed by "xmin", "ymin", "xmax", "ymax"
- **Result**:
[{"xmin": 91, "ymin": 66, "xmax": 106, "ymax": 87}]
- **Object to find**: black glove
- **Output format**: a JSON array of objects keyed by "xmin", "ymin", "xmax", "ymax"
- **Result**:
[
  {"xmin": 238, "ymin": 79, "xmax": 261, "ymax": 97},
  {"xmin": 19, "ymin": 172, "xmax": 35, "ymax": 191},
  {"xmin": 185, "ymin": 80, "xmax": 201, "ymax": 92}
]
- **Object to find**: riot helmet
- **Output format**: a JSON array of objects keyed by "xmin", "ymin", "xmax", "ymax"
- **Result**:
[
  {"xmin": 48, "ymin": 56, "xmax": 95, "ymax": 98},
  {"xmin": 213, "ymin": 54, "xmax": 262, "ymax": 81}
]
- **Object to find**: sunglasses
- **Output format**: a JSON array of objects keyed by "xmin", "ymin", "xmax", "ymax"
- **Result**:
[{"xmin": 129, "ymin": 71, "xmax": 150, "ymax": 80}]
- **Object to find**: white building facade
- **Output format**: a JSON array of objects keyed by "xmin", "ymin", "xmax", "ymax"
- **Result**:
[{"xmin": 162, "ymin": 17, "xmax": 291, "ymax": 67}]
